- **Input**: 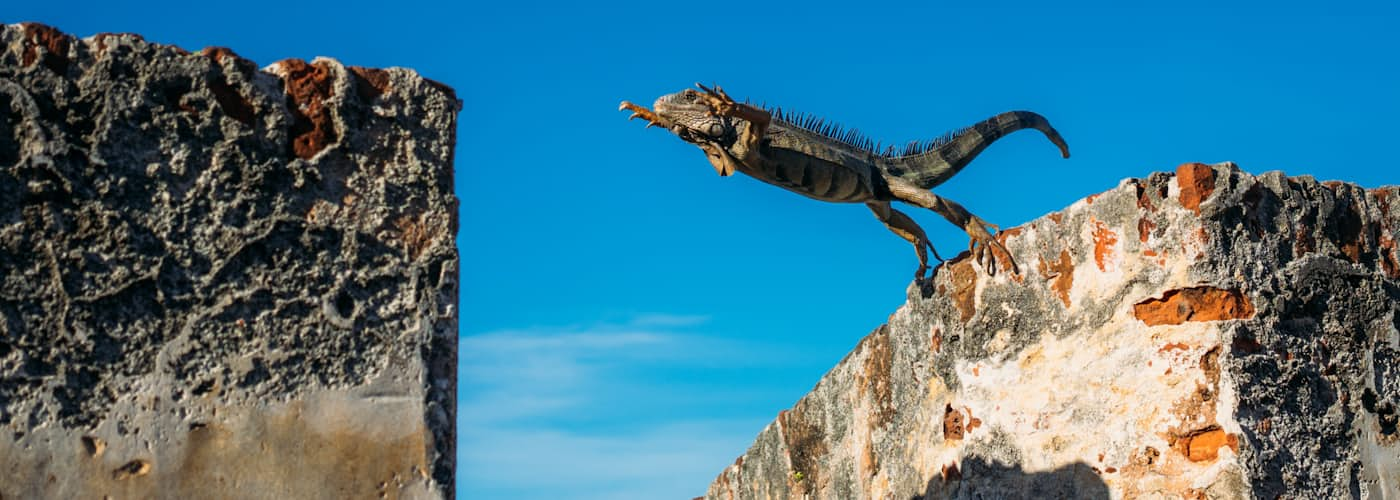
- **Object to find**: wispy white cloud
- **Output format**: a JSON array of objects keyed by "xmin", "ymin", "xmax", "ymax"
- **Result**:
[
  {"xmin": 462, "ymin": 329, "xmax": 669, "ymax": 353},
  {"xmin": 625, "ymin": 312, "xmax": 711, "ymax": 328},
  {"xmin": 460, "ymin": 419, "xmax": 766, "ymax": 500},
  {"xmin": 458, "ymin": 314, "xmax": 801, "ymax": 499}
]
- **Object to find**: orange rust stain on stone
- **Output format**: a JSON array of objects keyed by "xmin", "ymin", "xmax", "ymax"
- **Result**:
[
  {"xmin": 1174, "ymin": 427, "xmax": 1239, "ymax": 462},
  {"xmin": 1158, "ymin": 342, "xmax": 1190, "ymax": 353},
  {"xmin": 1048, "ymin": 212, "xmax": 1064, "ymax": 224},
  {"xmin": 1144, "ymin": 248, "xmax": 1167, "ymax": 266},
  {"xmin": 963, "ymin": 407, "xmax": 982, "ymax": 434},
  {"xmin": 1176, "ymin": 163, "xmax": 1216, "ymax": 215},
  {"xmin": 350, "ymin": 66, "xmax": 393, "ymax": 101},
  {"xmin": 1091, "ymin": 218, "xmax": 1118, "ymax": 272},
  {"xmin": 860, "ymin": 434, "xmax": 878, "ymax": 478},
  {"xmin": 991, "ymin": 227, "xmax": 1026, "ymax": 280},
  {"xmin": 1037, "ymin": 249, "xmax": 1074, "ymax": 308},
  {"xmin": 279, "ymin": 59, "xmax": 339, "ymax": 159},
  {"xmin": 1381, "ymin": 233, "xmax": 1400, "ymax": 279},
  {"xmin": 393, "ymin": 214, "xmax": 442, "ymax": 260},
  {"xmin": 1085, "ymin": 192, "xmax": 1101, "ymax": 204},
  {"xmin": 943, "ymin": 404, "xmax": 965, "ymax": 441},
  {"xmin": 947, "ymin": 257, "xmax": 978, "ymax": 323},
  {"xmin": 856, "ymin": 326, "xmax": 896, "ymax": 427},
  {"xmin": 1138, "ymin": 218, "xmax": 1156, "ymax": 243},
  {"xmin": 1134, "ymin": 287, "xmax": 1255, "ymax": 326},
  {"xmin": 930, "ymin": 326, "xmax": 942, "ymax": 354},
  {"xmin": 1162, "ymin": 346, "xmax": 1230, "ymax": 466},
  {"xmin": 21, "ymin": 23, "xmax": 72, "ymax": 73}
]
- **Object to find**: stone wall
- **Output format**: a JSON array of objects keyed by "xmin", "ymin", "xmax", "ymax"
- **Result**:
[
  {"xmin": 705, "ymin": 163, "xmax": 1400, "ymax": 498},
  {"xmin": 0, "ymin": 23, "xmax": 459, "ymax": 498}
]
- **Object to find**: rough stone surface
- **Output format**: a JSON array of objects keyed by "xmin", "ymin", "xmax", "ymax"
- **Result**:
[
  {"xmin": 0, "ymin": 23, "xmax": 459, "ymax": 498},
  {"xmin": 704, "ymin": 162, "xmax": 1400, "ymax": 499}
]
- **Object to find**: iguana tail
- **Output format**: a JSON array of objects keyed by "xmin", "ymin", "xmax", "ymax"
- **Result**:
[{"xmin": 879, "ymin": 111, "xmax": 1070, "ymax": 190}]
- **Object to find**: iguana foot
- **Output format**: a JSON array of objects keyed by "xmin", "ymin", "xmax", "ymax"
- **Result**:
[
  {"xmin": 966, "ymin": 217, "xmax": 1019, "ymax": 276},
  {"xmin": 693, "ymin": 82, "xmax": 740, "ymax": 117},
  {"xmin": 618, "ymin": 101, "xmax": 669, "ymax": 129},
  {"xmin": 913, "ymin": 263, "xmax": 929, "ymax": 282}
]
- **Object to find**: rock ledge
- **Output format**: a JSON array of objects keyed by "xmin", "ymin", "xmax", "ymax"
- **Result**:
[
  {"xmin": 706, "ymin": 162, "xmax": 1400, "ymax": 499},
  {"xmin": 0, "ymin": 23, "xmax": 459, "ymax": 498}
]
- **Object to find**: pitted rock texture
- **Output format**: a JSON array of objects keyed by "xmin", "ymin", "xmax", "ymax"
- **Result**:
[
  {"xmin": 0, "ymin": 23, "xmax": 459, "ymax": 498},
  {"xmin": 704, "ymin": 162, "xmax": 1400, "ymax": 499}
]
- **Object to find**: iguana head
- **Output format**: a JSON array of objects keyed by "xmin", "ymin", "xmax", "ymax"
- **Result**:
[
  {"xmin": 619, "ymin": 87, "xmax": 745, "ymax": 176},
  {"xmin": 653, "ymin": 89, "xmax": 737, "ymax": 147}
]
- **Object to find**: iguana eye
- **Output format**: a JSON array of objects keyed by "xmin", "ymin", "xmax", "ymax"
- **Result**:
[{"xmin": 707, "ymin": 122, "xmax": 725, "ymax": 136}]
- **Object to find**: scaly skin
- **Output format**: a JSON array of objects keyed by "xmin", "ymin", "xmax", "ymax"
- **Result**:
[{"xmin": 620, "ymin": 84, "xmax": 1070, "ymax": 280}]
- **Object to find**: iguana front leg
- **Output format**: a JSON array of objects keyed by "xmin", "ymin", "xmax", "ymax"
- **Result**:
[
  {"xmin": 618, "ymin": 101, "xmax": 675, "ymax": 130},
  {"xmin": 693, "ymin": 83, "xmax": 770, "ymax": 163},
  {"xmin": 885, "ymin": 176, "xmax": 1019, "ymax": 276}
]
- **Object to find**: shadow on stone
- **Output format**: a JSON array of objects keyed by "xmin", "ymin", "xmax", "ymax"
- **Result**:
[{"xmin": 913, "ymin": 457, "xmax": 1110, "ymax": 500}]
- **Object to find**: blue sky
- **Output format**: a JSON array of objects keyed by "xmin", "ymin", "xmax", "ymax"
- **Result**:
[{"xmin": 11, "ymin": 1, "xmax": 1400, "ymax": 498}]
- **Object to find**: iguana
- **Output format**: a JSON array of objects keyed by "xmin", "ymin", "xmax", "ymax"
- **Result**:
[{"xmin": 619, "ymin": 84, "xmax": 1070, "ymax": 280}]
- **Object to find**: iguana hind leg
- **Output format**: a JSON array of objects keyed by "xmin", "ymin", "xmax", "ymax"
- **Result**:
[
  {"xmin": 884, "ymin": 177, "xmax": 1019, "ymax": 276},
  {"xmin": 867, "ymin": 201, "xmax": 944, "ymax": 281}
]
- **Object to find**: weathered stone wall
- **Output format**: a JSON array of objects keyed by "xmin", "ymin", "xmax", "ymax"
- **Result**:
[
  {"xmin": 705, "ymin": 163, "xmax": 1400, "ymax": 498},
  {"xmin": 0, "ymin": 23, "xmax": 459, "ymax": 498}
]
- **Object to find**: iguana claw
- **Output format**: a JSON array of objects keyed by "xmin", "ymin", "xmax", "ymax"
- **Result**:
[
  {"xmin": 963, "ymin": 216, "xmax": 1019, "ymax": 277},
  {"xmin": 618, "ymin": 101, "xmax": 671, "ymax": 129},
  {"xmin": 693, "ymin": 82, "xmax": 738, "ymax": 117}
]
